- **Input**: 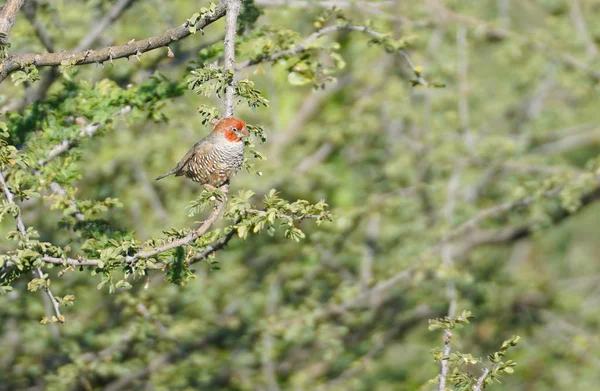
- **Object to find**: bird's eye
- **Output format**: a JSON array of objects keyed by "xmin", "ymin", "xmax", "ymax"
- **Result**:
[{"xmin": 232, "ymin": 127, "xmax": 239, "ymax": 132}]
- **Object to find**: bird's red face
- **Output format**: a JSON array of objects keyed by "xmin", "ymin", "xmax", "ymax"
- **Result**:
[{"xmin": 214, "ymin": 117, "xmax": 249, "ymax": 143}]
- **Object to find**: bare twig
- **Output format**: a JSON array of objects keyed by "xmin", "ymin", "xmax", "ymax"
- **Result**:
[
  {"xmin": 438, "ymin": 168, "xmax": 461, "ymax": 391},
  {"xmin": 569, "ymin": 0, "xmax": 598, "ymax": 61},
  {"xmin": 0, "ymin": 169, "xmax": 63, "ymax": 322},
  {"xmin": 0, "ymin": 0, "xmax": 24, "ymax": 44},
  {"xmin": 223, "ymin": 0, "xmax": 242, "ymax": 117},
  {"xmin": 0, "ymin": 1, "xmax": 227, "ymax": 83},
  {"xmin": 37, "ymin": 106, "xmax": 132, "ymax": 168},
  {"xmin": 533, "ymin": 127, "xmax": 600, "ymax": 154},
  {"xmin": 22, "ymin": 2, "xmax": 55, "ymax": 52},
  {"xmin": 39, "ymin": 184, "xmax": 230, "ymax": 268},
  {"xmin": 473, "ymin": 367, "xmax": 491, "ymax": 391},
  {"xmin": 360, "ymin": 214, "xmax": 378, "ymax": 292},
  {"xmin": 270, "ymin": 77, "xmax": 349, "ymax": 160},
  {"xmin": 496, "ymin": 0, "xmax": 510, "ymax": 28}
]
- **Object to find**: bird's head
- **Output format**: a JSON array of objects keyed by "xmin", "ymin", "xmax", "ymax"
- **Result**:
[{"xmin": 213, "ymin": 117, "xmax": 249, "ymax": 143}]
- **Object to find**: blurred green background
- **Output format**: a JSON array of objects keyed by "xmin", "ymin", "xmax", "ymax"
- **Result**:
[{"xmin": 2, "ymin": 0, "xmax": 600, "ymax": 390}]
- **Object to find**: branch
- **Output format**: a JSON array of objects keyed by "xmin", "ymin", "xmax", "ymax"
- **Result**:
[
  {"xmin": 438, "ymin": 167, "xmax": 461, "ymax": 391},
  {"xmin": 0, "ymin": 1, "xmax": 227, "ymax": 83},
  {"xmin": 223, "ymin": 0, "xmax": 241, "ymax": 117},
  {"xmin": 41, "ymin": 184, "xmax": 230, "ymax": 268},
  {"xmin": 473, "ymin": 367, "xmax": 490, "ymax": 391},
  {"xmin": 569, "ymin": 0, "xmax": 598, "ymax": 61},
  {"xmin": 22, "ymin": 2, "xmax": 55, "ymax": 52},
  {"xmin": 0, "ymin": 169, "xmax": 63, "ymax": 322},
  {"xmin": 0, "ymin": 0, "xmax": 24, "ymax": 44},
  {"xmin": 235, "ymin": 24, "xmax": 427, "ymax": 85}
]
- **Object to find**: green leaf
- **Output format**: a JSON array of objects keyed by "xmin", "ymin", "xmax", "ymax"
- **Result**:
[{"xmin": 288, "ymin": 71, "xmax": 312, "ymax": 86}]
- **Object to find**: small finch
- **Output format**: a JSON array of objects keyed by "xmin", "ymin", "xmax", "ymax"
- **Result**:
[{"xmin": 156, "ymin": 117, "xmax": 249, "ymax": 188}]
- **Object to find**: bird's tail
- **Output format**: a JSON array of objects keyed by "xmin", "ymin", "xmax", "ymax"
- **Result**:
[{"xmin": 155, "ymin": 169, "xmax": 176, "ymax": 181}]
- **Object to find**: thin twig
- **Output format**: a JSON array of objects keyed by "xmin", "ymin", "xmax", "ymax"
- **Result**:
[
  {"xmin": 17, "ymin": 0, "xmax": 138, "ymax": 110},
  {"xmin": 0, "ymin": 169, "xmax": 63, "ymax": 322},
  {"xmin": 40, "ymin": 184, "xmax": 230, "ymax": 268},
  {"xmin": 473, "ymin": 367, "xmax": 490, "ymax": 391},
  {"xmin": 569, "ymin": 0, "xmax": 598, "ymax": 61},
  {"xmin": 22, "ymin": 2, "xmax": 55, "ymax": 52},
  {"xmin": 223, "ymin": 0, "xmax": 242, "ymax": 117},
  {"xmin": 438, "ymin": 168, "xmax": 461, "ymax": 391}
]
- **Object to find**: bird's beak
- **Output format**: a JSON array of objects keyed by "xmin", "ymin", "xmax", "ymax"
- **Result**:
[{"xmin": 241, "ymin": 126, "xmax": 250, "ymax": 137}]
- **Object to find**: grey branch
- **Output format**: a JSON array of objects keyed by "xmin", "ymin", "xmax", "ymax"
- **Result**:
[
  {"xmin": 438, "ymin": 168, "xmax": 461, "ymax": 391},
  {"xmin": 22, "ymin": 2, "xmax": 55, "ymax": 52},
  {"xmin": 0, "ymin": 1, "xmax": 227, "ymax": 83},
  {"xmin": 40, "ymin": 184, "xmax": 231, "ymax": 268},
  {"xmin": 0, "ymin": 0, "xmax": 24, "ymax": 44},
  {"xmin": 0, "ymin": 169, "xmax": 63, "ymax": 322},
  {"xmin": 569, "ymin": 0, "xmax": 598, "ymax": 61},
  {"xmin": 223, "ymin": 0, "xmax": 242, "ymax": 117},
  {"xmin": 473, "ymin": 367, "xmax": 491, "ymax": 391}
]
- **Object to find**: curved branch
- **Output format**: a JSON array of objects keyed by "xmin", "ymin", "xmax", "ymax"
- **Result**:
[
  {"xmin": 41, "ymin": 184, "xmax": 230, "ymax": 268},
  {"xmin": 0, "ymin": 169, "xmax": 63, "ymax": 322},
  {"xmin": 0, "ymin": 2, "xmax": 227, "ymax": 83},
  {"xmin": 0, "ymin": 0, "xmax": 24, "ymax": 44}
]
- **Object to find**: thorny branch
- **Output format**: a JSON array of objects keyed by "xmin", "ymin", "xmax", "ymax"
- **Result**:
[{"xmin": 0, "ymin": 1, "xmax": 227, "ymax": 83}]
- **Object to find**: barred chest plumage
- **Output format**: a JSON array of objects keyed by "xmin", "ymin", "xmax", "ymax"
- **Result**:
[{"xmin": 186, "ymin": 139, "xmax": 245, "ymax": 186}]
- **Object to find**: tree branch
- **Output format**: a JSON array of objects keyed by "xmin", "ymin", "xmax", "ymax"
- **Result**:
[
  {"xmin": 0, "ymin": 1, "xmax": 227, "ymax": 83},
  {"xmin": 0, "ymin": 0, "xmax": 24, "ymax": 45},
  {"xmin": 41, "ymin": 184, "xmax": 230, "ymax": 268},
  {"xmin": 22, "ymin": 2, "xmax": 55, "ymax": 52},
  {"xmin": 223, "ymin": 0, "xmax": 241, "ymax": 117},
  {"xmin": 0, "ymin": 169, "xmax": 63, "ymax": 322},
  {"xmin": 235, "ymin": 24, "xmax": 427, "ymax": 85}
]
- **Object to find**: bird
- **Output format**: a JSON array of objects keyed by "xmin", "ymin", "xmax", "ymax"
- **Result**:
[{"xmin": 155, "ymin": 117, "xmax": 249, "ymax": 189}]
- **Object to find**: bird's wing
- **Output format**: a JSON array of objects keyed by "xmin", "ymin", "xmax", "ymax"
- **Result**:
[{"xmin": 174, "ymin": 136, "xmax": 214, "ymax": 176}]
